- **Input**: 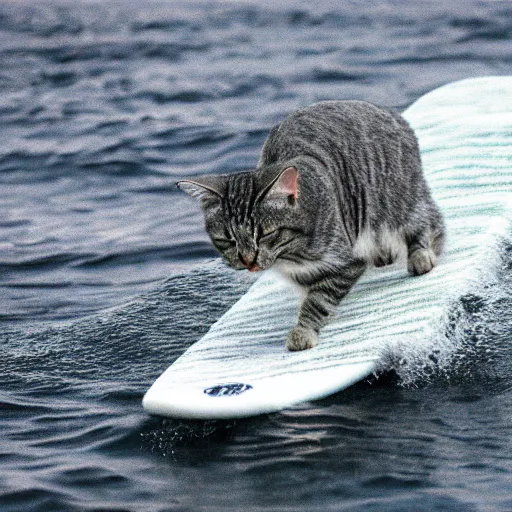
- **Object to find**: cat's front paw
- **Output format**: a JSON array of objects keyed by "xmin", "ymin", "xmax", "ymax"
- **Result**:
[{"xmin": 287, "ymin": 326, "xmax": 318, "ymax": 351}]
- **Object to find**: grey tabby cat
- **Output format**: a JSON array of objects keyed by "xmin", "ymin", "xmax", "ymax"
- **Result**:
[{"xmin": 178, "ymin": 101, "xmax": 445, "ymax": 351}]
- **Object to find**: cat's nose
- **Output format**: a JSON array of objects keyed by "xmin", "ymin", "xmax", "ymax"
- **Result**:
[
  {"xmin": 238, "ymin": 253, "xmax": 261, "ymax": 272},
  {"xmin": 239, "ymin": 254, "xmax": 253, "ymax": 267}
]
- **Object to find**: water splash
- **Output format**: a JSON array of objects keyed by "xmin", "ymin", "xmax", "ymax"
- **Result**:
[{"xmin": 379, "ymin": 237, "xmax": 512, "ymax": 388}]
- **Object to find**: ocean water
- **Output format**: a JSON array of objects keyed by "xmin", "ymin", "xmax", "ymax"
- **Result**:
[{"xmin": 1, "ymin": 0, "xmax": 512, "ymax": 510}]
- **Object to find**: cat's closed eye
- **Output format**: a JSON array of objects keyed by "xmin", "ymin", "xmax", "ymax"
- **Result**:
[
  {"xmin": 212, "ymin": 238, "xmax": 235, "ymax": 251},
  {"xmin": 259, "ymin": 228, "xmax": 282, "ymax": 243}
]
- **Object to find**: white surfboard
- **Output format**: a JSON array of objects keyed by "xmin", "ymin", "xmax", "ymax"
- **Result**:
[{"xmin": 143, "ymin": 76, "xmax": 512, "ymax": 419}]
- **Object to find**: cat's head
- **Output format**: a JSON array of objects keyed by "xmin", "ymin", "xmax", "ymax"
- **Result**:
[{"xmin": 177, "ymin": 165, "xmax": 312, "ymax": 272}]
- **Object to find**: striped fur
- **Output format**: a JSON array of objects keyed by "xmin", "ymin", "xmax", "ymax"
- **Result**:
[{"xmin": 178, "ymin": 101, "xmax": 445, "ymax": 350}]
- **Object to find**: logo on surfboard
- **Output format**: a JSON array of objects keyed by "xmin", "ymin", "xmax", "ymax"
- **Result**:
[{"xmin": 204, "ymin": 383, "xmax": 253, "ymax": 397}]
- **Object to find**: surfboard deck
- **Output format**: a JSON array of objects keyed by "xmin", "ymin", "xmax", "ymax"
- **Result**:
[{"xmin": 143, "ymin": 76, "xmax": 512, "ymax": 419}]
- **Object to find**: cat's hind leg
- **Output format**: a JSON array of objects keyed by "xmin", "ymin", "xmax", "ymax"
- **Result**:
[
  {"xmin": 406, "ymin": 214, "xmax": 445, "ymax": 276},
  {"xmin": 373, "ymin": 251, "xmax": 397, "ymax": 267},
  {"xmin": 372, "ymin": 227, "xmax": 403, "ymax": 267}
]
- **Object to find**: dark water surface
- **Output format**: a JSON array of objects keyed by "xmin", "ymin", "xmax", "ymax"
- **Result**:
[{"xmin": 1, "ymin": 0, "xmax": 512, "ymax": 510}]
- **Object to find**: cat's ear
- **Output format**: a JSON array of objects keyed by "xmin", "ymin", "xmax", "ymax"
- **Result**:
[
  {"xmin": 177, "ymin": 175, "xmax": 225, "ymax": 203},
  {"xmin": 261, "ymin": 166, "xmax": 299, "ymax": 204}
]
